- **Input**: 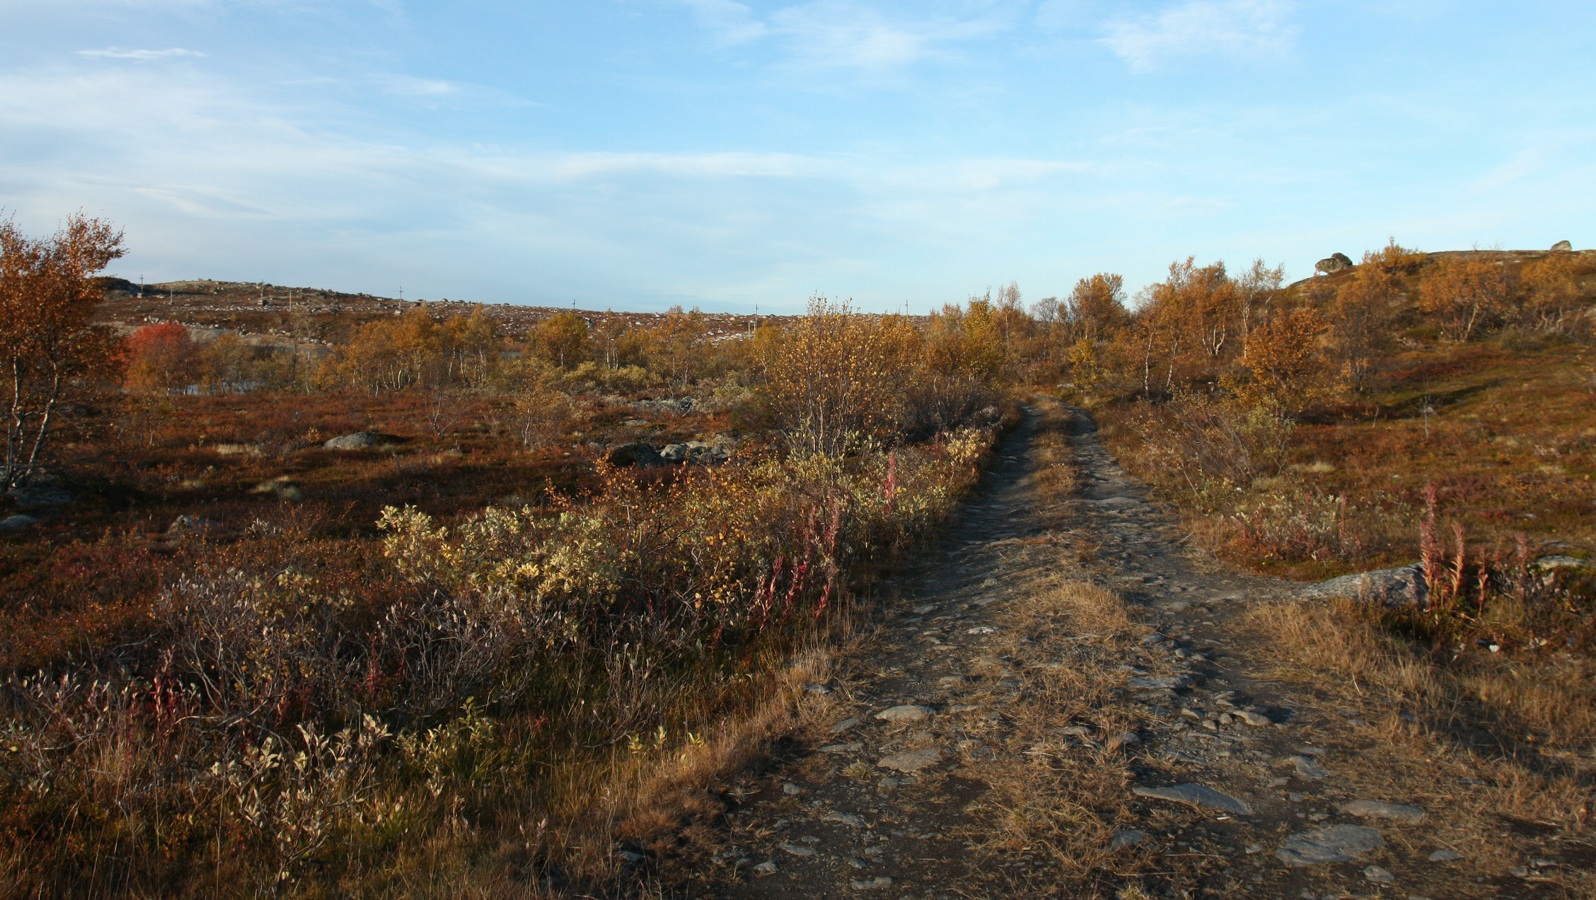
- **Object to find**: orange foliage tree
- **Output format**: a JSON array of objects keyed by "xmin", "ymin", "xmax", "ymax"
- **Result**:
[
  {"xmin": 1238, "ymin": 307, "xmax": 1328, "ymax": 409},
  {"xmin": 1419, "ymin": 255, "xmax": 1513, "ymax": 341},
  {"xmin": 122, "ymin": 322, "xmax": 195, "ymax": 392},
  {"xmin": 759, "ymin": 298, "xmax": 918, "ymax": 457},
  {"xmin": 1519, "ymin": 251, "xmax": 1588, "ymax": 334},
  {"xmin": 0, "ymin": 214, "xmax": 125, "ymax": 488}
]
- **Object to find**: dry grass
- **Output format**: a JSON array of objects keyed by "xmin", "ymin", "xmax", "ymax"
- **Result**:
[
  {"xmin": 1030, "ymin": 403, "xmax": 1081, "ymax": 504},
  {"xmin": 1244, "ymin": 597, "xmax": 1596, "ymax": 895},
  {"xmin": 953, "ymin": 577, "xmax": 1149, "ymax": 894}
]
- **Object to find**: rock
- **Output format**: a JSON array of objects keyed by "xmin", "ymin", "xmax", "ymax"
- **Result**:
[
  {"xmin": 1551, "ymin": 240, "xmax": 1573, "ymax": 252},
  {"xmin": 966, "ymin": 625, "xmax": 998, "ymax": 635},
  {"xmin": 1365, "ymin": 865, "xmax": 1396, "ymax": 884},
  {"xmin": 752, "ymin": 860, "xmax": 779, "ymax": 876},
  {"xmin": 0, "ymin": 514, "xmax": 40, "ymax": 531},
  {"xmin": 824, "ymin": 811, "xmax": 866, "ymax": 827},
  {"xmin": 1289, "ymin": 755, "xmax": 1329, "ymax": 780},
  {"xmin": 851, "ymin": 877, "xmax": 893, "ymax": 890},
  {"xmin": 1534, "ymin": 555, "xmax": 1594, "ymax": 573},
  {"xmin": 1429, "ymin": 849, "xmax": 1462, "ymax": 862},
  {"xmin": 1129, "ymin": 674, "xmax": 1190, "ymax": 690},
  {"xmin": 251, "ymin": 476, "xmax": 304, "ymax": 502},
  {"xmin": 605, "ymin": 442, "xmax": 662, "ymax": 467},
  {"xmin": 1276, "ymin": 824, "xmax": 1383, "ymax": 866},
  {"xmin": 323, "ymin": 431, "xmax": 401, "ymax": 450},
  {"xmin": 166, "ymin": 514, "xmax": 220, "ymax": 536},
  {"xmin": 1133, "ymin": 783, "xmax": 1252, "ymax": 815},
  {"xmin": 1343, "ymin": 799, "xmax": 1425, "ymax": 823},
  {"xmin": 875, "ymin": 705, "xmax": 933, "ymax": 723},
  {"xmin": 782, "ymin": 782, "xmax": 802, "ymax": 795},
  {"xmin": 1234, "ymin": 709, "xmax": 1272, "ymax": 727},
  {"xmin": 778, "ymin": 842, "xmax": 815, "ymax": 858},
  {"xmin": 7, "ymin": 480, "xmax": 72, "ymax": 508},
  {"xmin": 829, "ymin": 717, "xmax": 861, "ymax": 735},
  {"xmin": 1300, "ymin": 564, "xmax": 1426, "ymax": 606},
  {"xmin": 878, "ymin": 747, "xmax": 942, "ymax": 773},
  {"xmin": 1110, "ymin": 829, "xmax": 1148, "ymax": 850},
  {"xmin": 1087, "ymin": 496, "xmax": 1141, "ymax": 509},
  {"xmin": 1314, "ymin": 252, "xmax": 1354, "ymax": 275}
]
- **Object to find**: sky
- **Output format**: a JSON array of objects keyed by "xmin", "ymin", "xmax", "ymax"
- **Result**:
[{"xmin": 1, "ymin": 1, "xmax": 1592, "ymax": 313}]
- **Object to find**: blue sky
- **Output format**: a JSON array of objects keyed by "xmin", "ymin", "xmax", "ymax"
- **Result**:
[{"xmin": 2, "ymin": 1, "xmax": 1592, "ymax": 313}]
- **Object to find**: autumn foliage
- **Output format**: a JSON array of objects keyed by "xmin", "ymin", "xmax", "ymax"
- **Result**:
[{"xmin": 0, "ymin": 214, "xmax": 124, "ymax": 488}]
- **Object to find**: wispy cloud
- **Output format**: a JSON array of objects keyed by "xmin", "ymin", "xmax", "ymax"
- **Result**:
[
  {"xmin": 1101, "ymin": 0, "xmax": 1298, "ymax": 72},
  {"xmin": 542, "ymin": 150, "xmax": 829, "ymax": 181},
  {"xmin": 77, "ymin": 47, "xmax": 206, "ymax": 62},
  {"xmin": 677, "ymin": 1, "xmax": 1008, "ymax": 74},
  {"xmin": 680, "ymin": 0, "xmax": 768, "ymax": 45}
]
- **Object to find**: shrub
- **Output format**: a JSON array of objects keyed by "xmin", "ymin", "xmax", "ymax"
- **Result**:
[
  {"xmin": 1418, "ymin": 255, "xmax": 1514, "ymax": 341},
  {"xmin": 122, "ymin": 322, "xmax": 196, "ymax": 392}
]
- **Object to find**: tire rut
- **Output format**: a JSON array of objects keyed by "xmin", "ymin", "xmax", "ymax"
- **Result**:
[{"xmin": 697, "ymin": 403, "xmax": 1572, "ymax": 898}]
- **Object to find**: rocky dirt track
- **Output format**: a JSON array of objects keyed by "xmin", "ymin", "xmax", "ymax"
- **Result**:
[{"xmin": 695, "ymin": 401, "xmax": 1591, "ymax": 899}]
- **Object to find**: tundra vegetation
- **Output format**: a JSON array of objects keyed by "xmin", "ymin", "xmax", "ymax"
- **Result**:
[{"xmin": 0, "ymin": 215, "xmax": 1593, "ymax": 893}]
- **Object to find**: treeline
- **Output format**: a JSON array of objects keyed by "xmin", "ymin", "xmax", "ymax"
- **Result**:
[{"xmin": 121, "ymin": 244, "xmax": 1592, "ymax": 421}]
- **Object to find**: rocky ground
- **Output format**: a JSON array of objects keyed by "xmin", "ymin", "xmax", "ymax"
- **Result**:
[{"xmin": 690, "ymin": 402, "xmax": 1592, "ymax": 898}]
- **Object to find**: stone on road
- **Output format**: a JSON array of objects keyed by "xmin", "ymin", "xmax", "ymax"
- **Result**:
[
  {"xmin": 1276, "ymin": 825, "xmax": 1384, "ymax": 866},
  {"xmin": 1132, "ymin": 783, "xmax": 1252, "ymax": 816}
]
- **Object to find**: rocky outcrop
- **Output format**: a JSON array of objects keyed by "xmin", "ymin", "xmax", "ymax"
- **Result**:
[
  {"xmin": 323, "ymin": 431, "xmax": 402, "ymax": 450},
  {"xmin": 1314, "ymin": 252, "xmax": 1354, "ymax": 275},
  {"xmin": 1550, "ymin": 240, "xmax": 1573, "ymax": 252},
  {"xmin": 606, "ymin": 442, "xmax": 663, "ymax": 467},
  {"xmin": 660, "ymin": 438, "xmax": 735, "ymax": 464},
  {"xmin": 612, "ymin": 436, "xmax": 735, "ymax": 467},
  {"xmin": 1299, "ymin": 564, "xmax": 1426, "ymax": 606}
]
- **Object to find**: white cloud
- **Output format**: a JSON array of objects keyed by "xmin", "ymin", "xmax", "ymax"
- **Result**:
[
  {"xmin": 541, "ymin": 151, "xmax": 829, "ymax": 181},
  {"xmin": 680, "ymin": 0, "xmax": 768, "ymax": 45},
  {"xmin": 77, "ymin": 47, "xmax": 207, "ymax": 62},
  {"xmin": 1101, "ymin": 0, "xmax": 1298, "ymax": 72},
  {"xmin": 677, "ymin": 1, "xmax": 1008, "ymax": 74}
]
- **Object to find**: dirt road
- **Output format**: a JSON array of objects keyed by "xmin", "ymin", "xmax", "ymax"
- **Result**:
[{"xmin": 698, "ymin": 401, "xmax": 1587, "ymax": 898}]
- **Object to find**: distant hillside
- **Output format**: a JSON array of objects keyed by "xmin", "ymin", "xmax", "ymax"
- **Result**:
[{"xmin": 92, "ymin": 277, "xmax": 772, "ymax": 348}]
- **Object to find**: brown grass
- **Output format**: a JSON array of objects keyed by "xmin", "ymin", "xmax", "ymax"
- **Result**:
[
  {"xmin": 1244, "ymin": 597, "xmax": 1596, "ymax": 894},
  {"xmin": 953, "ymin": 575, "xmax": 1146, "ymax": 894}
]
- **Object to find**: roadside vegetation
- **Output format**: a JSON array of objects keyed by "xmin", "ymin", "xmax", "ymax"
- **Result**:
[{"xmin": 1, "ymin": 210, "xmax": 1592, "ymax": 893}]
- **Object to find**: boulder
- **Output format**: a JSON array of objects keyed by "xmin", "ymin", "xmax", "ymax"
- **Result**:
[
  {"xmin": 323, "ymin": 431, "xmax": 402, "ymax": 451},
  {"xmin": 0, "ymin": 514, "xmax": 40, "ymax": 532},
  {"xmin": 7, "ymin": 479, "xmax": 72, "ymax": 508},
  {"xmin": 251, "ymin": 476, "xmax": 305, "ymax": 501},
  {"xmin": 1299, "ymin": 564, "xmax": 1426, "ymax": 606},
  {"xmin": 1314, "ymin": 252, "xmax": 1354, "ymax": 275},
  {"xmin": 1550, "ymin": 240, "xmax": 1573, "ymax": 252},
  {"xmin": 660, "ymin": 438, "xmax": 734, "ymax": 465},
  {"xmin": 167, "ymin": 514, "xmax": 221, "ymax": 536},
  {"xmin": 606, "ymin": 442, "xmax": 663, "ymax": 467}
]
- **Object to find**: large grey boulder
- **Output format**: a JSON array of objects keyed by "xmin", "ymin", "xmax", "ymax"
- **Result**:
[
  {"xmin": 1299, "ymin": 564, "xmax": 1426, "ymax": 606},
  {"xmin": 0, "ymin": 514, "xmax": 40, "ymax": 532},
  {"xmin": 1314, "ymin": 252, "xmax": 1354, "ymax": 275},
  {"xmin": 660, "ymin": 438, "xmax": 735, "ymax": 464},
  {"xmin": 1550, "ymin": 240, "xmax": 1573, "ymax": 252},
  {"xmin": 7, "ymin": 479, "xmax": 72, "ymax": 508},
  {"xmin": 606, "ymin": 442, "xmax": 663, "ymax": 467},
  {"xmin": 324, "ymin": 431, "xmax": 402, "ymax": 450}
]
